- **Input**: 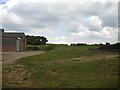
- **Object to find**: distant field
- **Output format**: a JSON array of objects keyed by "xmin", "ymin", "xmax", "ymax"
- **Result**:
[{"xmin": 3, "ymin": 45, "xmax": 118, "ymax": 88}]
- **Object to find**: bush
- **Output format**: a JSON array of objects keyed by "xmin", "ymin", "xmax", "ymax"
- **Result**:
[
  {"xmin": 27, "ymin": 46, "xmax": 39, "ymax": 51},
  {"xmin": 45, "ymin": 45, "xmax": 56, "ymax": 51},
  {"xmin": 27, "ymin": 44, "xmax": 57, "ymax": 51},
  {"xmin": 33, "ymin": 46, "xmax": 40, "ymax": 50}
]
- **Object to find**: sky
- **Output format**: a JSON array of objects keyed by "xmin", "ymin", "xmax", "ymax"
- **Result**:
[{"xmin": 0, "ymin": 0, "xmax": 119, "ymax": 44}]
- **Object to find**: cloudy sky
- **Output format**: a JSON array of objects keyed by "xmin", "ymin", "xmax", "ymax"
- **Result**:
[{"xmin": 0, "ymin": 0, "xmax": 119, "ymax": 44}]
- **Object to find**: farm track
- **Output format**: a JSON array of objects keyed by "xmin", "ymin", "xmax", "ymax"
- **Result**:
[{"xmin": 2, "ymin": 51, "xmax": 45, "ymax": 66}]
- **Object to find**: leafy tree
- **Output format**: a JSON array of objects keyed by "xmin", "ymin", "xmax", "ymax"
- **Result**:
[{"xmin": 26, "ymin": 35, "xmax": 48, "ymax": 45}]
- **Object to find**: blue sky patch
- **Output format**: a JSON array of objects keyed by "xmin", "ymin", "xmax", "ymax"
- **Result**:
[
  {"xmin": 53, "ymin": 26, "xmax": 65, "ymax": 31},
  {"xmin": 52, "ymin": 26, "xmax": 69, "ymax": 37},
  {"xmin": 84, "ymin": 16, "xmax": 91, "ymax": 18},
  {"xmin": 0, "ymin": 0, "xmax": 9, "ymax": 5}
]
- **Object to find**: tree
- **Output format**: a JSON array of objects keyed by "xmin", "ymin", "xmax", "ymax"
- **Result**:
[
  {"xmin": 26, "ymin": 35, "xmax": 48, "ymax": 45},
  {"xmin": 106, "ymin": 42, "xmax": 110, "ymax": 46}
]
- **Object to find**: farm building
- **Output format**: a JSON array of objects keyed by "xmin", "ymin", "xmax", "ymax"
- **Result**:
[{"xmin": 1, "ymin": 29, "xmax": 26, "ymax": 52}]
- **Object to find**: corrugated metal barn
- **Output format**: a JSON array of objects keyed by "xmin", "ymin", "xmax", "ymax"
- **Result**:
[{"xmin": 1, "ymin": 29, "xmax": 26, "ymax": 52}]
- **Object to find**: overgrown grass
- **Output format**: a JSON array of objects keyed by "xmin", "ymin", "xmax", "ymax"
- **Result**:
[
  {"xmin": 3, "ymin": 45, "xmax": 118, "ymax": 88},
  {"xmin": 29, "ymin": 58, "xmax": 118, "ymax": 88}
]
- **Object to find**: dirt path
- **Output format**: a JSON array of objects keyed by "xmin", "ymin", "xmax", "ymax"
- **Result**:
[{"xmin": 2, "ymin": 51, "xmax": 45, "ymax": 65}]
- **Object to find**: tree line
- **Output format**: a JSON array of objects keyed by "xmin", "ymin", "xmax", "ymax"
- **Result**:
[{"xmin": 70, "ymin": 42, "xmax": 111, "ymax": 46}]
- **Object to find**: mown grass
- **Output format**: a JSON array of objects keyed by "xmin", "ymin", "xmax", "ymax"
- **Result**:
[{"xmin": 3, "ymin": 45, "xmax": 118, "ymax": 88}]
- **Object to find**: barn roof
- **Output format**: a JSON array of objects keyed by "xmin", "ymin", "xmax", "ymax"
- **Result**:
[{"xmin": 1, "ymin": 29, "xmax": 26, "ymax": 40}]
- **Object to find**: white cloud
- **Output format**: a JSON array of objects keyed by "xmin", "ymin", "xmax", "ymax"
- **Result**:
[
  {"xmin": 48, "ymin": 36, "xmax": 69, "ymax": 44},
  {"xmin": 0, "ymin": 0, "xmax": 118, "ymax": 44},
  {"xmin": 26, "ymin": 27, "xmax": 60, "ymax": 36},
  {"xmin": 84, "ymin": 16, "xmax": 102, "ymax": 31}
]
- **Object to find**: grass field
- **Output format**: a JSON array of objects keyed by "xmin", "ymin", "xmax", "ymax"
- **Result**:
[{"xmin": 3, "ymin": 45, "xmax": 119, "ymax": 88}]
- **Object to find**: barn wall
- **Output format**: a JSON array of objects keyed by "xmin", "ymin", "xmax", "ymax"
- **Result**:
[
  {"xmin": 2, "ymin": 38, "xmax": 26, "ymax": 52},
  {"xmin": 2, "ymin": 47, "xmax": 16, "ymax": 52},
  {"xmin": 2, "ymin": 37, "xmax": 16, "ymax": 52},
  {"xmin": 23, "ymin": 40, "xmax": 27, "ymax": 51},
  {"xmin": 18, "ymin": 40, "xmax": 26, "ymax": 51},
  {"xmin": 2, "ymin": 38, "xmax": 16, "ymax": 47},
  {"xmin": 2, "ymin": 31, "xmax": 26, "ymax": 52},
  {"xmin": 19, "ymin": 40, "xmax": 23, "ymax": 51}
]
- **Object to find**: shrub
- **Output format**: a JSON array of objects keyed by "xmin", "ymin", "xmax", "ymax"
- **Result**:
[
  {"xmin": 27, "ymin": 46, "xmax": 39, "ymax": 51},
  {"xmin": 45, "ymin": 45, "xmax": 56, "ymax": 51},
  {"xmin": 33, "ymin": 46, "xmax": 40, "ymax": 50}
]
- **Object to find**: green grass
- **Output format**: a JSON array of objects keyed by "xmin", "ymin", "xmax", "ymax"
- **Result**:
[
  {"xmin": 21, "ymin": 45, "xmax": 99, "ymax": 63},
  {"xmin": 3, "ymin": 45, "xmax": 118, "ymax": 88},
  {"xmin": 27, "ymin": 60, "xmax": 117, "ymax": 88}
]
